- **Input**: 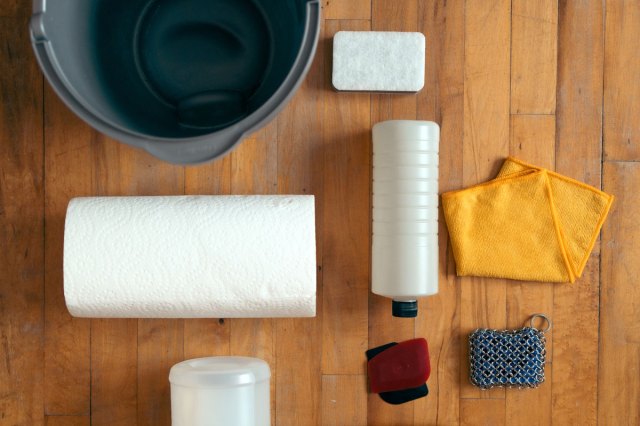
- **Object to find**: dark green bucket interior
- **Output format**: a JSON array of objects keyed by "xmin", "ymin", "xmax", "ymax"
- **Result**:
[{"xmin": 89, "ymin": 0, "xmax": 306, "ymax": 137}]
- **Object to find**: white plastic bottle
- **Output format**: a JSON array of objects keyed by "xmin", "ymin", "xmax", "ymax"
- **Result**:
[{"xmin": 371, "ymin": 120, "xmax": 440, "ymax": 317}]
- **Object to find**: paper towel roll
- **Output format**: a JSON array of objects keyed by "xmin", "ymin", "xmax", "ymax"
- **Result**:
[{"xmin": 64, "ymin": 196, "xmax": 316, "ymax": 318}]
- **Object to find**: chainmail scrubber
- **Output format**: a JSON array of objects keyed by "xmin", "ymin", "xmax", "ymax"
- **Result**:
[{"xmin": 469, "ymin": 314, "xmax": 551, "ymax": 389}]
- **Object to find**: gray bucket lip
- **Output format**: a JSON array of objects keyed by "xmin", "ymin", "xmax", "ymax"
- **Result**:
[{"xmin": 30, "ymin": 0, "xmax": 321, "ymax": 164}]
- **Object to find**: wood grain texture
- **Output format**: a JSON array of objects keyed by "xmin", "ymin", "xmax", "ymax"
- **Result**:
[
  {"xmin": 323, "ymin": 0, "xmax": 370, "ymax": 20},
  {"xmin": 504, "ymin": 115, "xmax": 555, "ymax": 426},
  {"xmin": 555, "ymin": 0, "xmax": 603, "ymax": 188},
  {"xmin": 43, "ymin": 87, "xmax": 92, "ymax": 416},
  {"xmin": 322, "ymin": 375, "xmax": 367, "ymax": 425},
  {"xmin": 182, "ymin": 319, "xmax": 229, "ymax": 360},
  {"xmin": 275, "ymin": 21, "xmax": 324, "ymax": 426},
  {"xmin": 415, "ymin": 0, "xmax": 464, "ymax": 423},
  {"xmin": 322, "ymin": 19, "xmax": 370, "ymax": 375},
  {"xmin": 604, "ymin": 0, "xmax": 640, "ymax": 161},
  {"xmin": 91, "ymin": 319, "xmax": 137, "ymax": 426},
  {"xmin": 511, "ymin": 0, "xmax": 558, "ymax": 114},
  {"xmin": 137, "ymin": 320, "xmax": 183, "ymax": 426},
  {"xmin": 599, "ymin": 162, "xmax": 640, "ymax": 425},
  {"xmin": 460, "ymin": 0, "xmax": 511, "ymax": 402},
  {"xmin": 0, "ymin": 14, "xmax": 44, "ymax": 426},
  {"xmin": 45, "ymin": 415, "xmax": 90, "ymax": 426},
  {"xmin": 552, "ymin": 1, "xmax": 603, "ymax": 424},
  {"xmin": 551, "ymin": 258, "xmax": 599, "ymax": 424},
  {"xmin": 460, "ymin": 399, "xmax": 505, "ymax": 426},
  {"xmin": 0, "ymin": 0, "xmax": 20, "ymax": 17}
]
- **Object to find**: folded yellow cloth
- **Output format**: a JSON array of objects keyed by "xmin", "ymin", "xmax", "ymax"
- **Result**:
[{"xmin": 441, "ymin": 157, "xmax": 614, "ymax": 283}]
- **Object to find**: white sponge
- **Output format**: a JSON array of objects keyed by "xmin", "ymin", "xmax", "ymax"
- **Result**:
[{"xmin": 332, "ymin": 31, "xmax": 425, "ymax": 92}]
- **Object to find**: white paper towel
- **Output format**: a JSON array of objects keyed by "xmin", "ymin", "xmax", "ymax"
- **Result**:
[{"xmin": 63, "ymin": 196, "xmax": 316, "ymax": 318}]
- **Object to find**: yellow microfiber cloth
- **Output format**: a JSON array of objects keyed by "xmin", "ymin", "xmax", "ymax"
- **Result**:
[{"xmin": 441, "ymin": 157, "xmax": 614, "ymax": 283}]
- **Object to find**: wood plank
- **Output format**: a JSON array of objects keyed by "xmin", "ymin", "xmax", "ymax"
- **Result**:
[
  {"xmin": 322, "ymin": 19, "xmax": 370, "ymax": 375},
  {"xmin": 274, "ymin": 20, "xmax": 324, "ymax": 426},
  {"xmin": 504, "ymin": 115, "xmax": 555, "ymax": 426},
  {"xmin": 322, "ymin": 375, "xmax": 367, "ymax": 425},
  {"xmin": 91, "ymin": 319, "xmax": 137, "ymax": 426},
  {"xmin": 0, "ymin": 0, "xmax": 20, "ymax": 17},
  {"xmin": 460, "ymin": 0, "xmax": 511, "ymax": 400},
  {"xmin": 555, "ymin": 0, "xmax": 603, "ymax": 188},
  {"xmin": 137, "ymin": 319, "xmax": 183, "ymax": 426},
  {"xmin": 183, "ymin": 152, "xmax": 232, "ymax": 359},
  {"xmin": 0, "ymin": 15, "xmax": 44, "ymax": 426},
  {"xmin": 506, "ymin": 385, "xmax": 552, "ymax": 426},
  {"xmin": 510, "ymin": 0, "xmax": 558, "ymax": 114},
  {"xmin": 414, "ymin": 0, "xmax": 464, "ymax": 423},
  {"xmin": 368, "ymin": 1, "xmax": 418, "ymax": 424},
  {"xmin": 182, "ymin": 318, "xmax": 229, "ymax": 360},
  {"xmin": 45, "ymin": 415, "xmax": 90, "ymax": 426},
  {"xmin": 228, "ymin": 121, "xmax": 279, "ymax": 426},
  {"xmin": 323, "ymin": 0, "xmax": 371, "ymax": 20},
  {"xmin": 43, "ymin": 87, "xmax": 91, "ymax": 415},
  {"xmin": 551, "ymin": 257, "xmax": 599, "ymax": 424},
  {"xmin": 184, "ymin": 158, "xmax": 231, "ymax": 197},
  {"xmin": 460, "ymin": 399, "xmax": 505, "ymax": 426},
  {"xmin": 599, "ymin": 162, "xmax": 640, "ymax": 424},
  {"xmin": 231, "ymin": 125, "xmax": 278, "ymax": 194},
  {"xmin": 552, "ymin": 1, "xmax": 603, "ymax": 424},
  {"xmin": 604, "ymin": 0, "xmax": 640, "ymax": 161}
]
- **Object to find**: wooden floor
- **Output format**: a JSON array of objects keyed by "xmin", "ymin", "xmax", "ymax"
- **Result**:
[{"xmin": 1, "ymin": 0, "xmax": 639, "ymax": 425}]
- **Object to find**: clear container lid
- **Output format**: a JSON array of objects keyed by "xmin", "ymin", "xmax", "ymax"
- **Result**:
[{"xmin": 169, "ymin": 357, "xmax": 271, "ymax": 388}]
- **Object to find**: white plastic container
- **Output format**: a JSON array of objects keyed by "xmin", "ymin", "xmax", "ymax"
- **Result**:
[
  {"xmin": 373, "ymin": 152, "xmax": 439, "ymax": 167},
  {"xmin": 374, "ymin": 179, "xmax": 439, "ymax": 194},
  {"xmin": 170, "ymin": 357, "xmax": 270, "ymax": 426},
  {"xmin": 374, "ymin": 166, "xmax": 439, "ymax": 181},
  {"xmin": 373, "ymin": 206, "xmax": 436, "ymax": 222},
  {"xmin": 371, "ymin": 120, "xmax": 440, "ymax": 318},
  {"xmin": 373, "ymin": 193, "xmax": 439, "ymax": 208},
  {"xmin": 372, "ymin": 220, "xmax": 439, "ymax": 235}
]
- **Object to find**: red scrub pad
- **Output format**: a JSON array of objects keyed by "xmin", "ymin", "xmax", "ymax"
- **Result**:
[{"xmin": 367, "ymin": 338, "xmax": 430, "ymax": 393}]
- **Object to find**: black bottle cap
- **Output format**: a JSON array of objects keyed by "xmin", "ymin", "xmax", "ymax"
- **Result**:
[{"xmin": 392, "ymin": 300, "xmax": 418, "ymax": 318}]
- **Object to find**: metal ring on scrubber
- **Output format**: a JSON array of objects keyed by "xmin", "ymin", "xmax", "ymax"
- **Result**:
[{"xmin": 529, "ymin": 313, "xmax": 552, "ymax": 333}]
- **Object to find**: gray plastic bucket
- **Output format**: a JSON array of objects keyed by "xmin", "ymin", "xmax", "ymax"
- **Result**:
[{"xmin": 30, "ymin": 0, "xmax": 320, "ymax": 164}]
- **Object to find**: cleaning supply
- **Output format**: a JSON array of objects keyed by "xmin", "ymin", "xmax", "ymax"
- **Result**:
[
  {"xmin": 170, "ymin": 357, "xmax": 270, "ymax": 426},
  {"xmin": 366, "ymin": 338, "xmax": 431, "ymax": 405},
  {"xmin": 63, "ymin": 195, "xmax": 316, "ymax": 318},
  {"xmin": 31, "ymin": 0, "xmax": 321, "ymax": 164},
  {"xmin": 332, "ymin": 31, "xmax": 425, "ymax": 92},
  {"xmin": 442, "ymin": 157, "xmax": 614, "ymax": 283},
  {"xmin": 469, "ymin": 314, "xmax": 551, "ymax": 389},
  {"xmin": 365, "ymin": 342, "xmax": 428, "ymax": 405},
  {"xmin": 371, "ymin": 120, "xmax": 440, "ymax": 317}
]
